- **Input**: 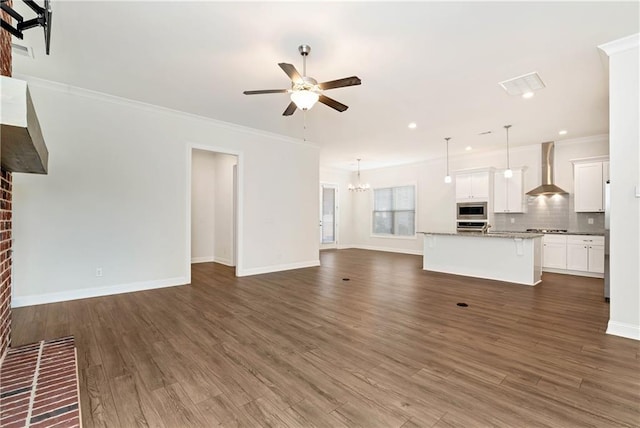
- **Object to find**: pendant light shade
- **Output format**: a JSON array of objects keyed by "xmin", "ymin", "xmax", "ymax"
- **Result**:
[
  {"xmin": 504, "ymin": 125, "xmax": 513, "ymax": 178},
  {"xmin": 444, "ymin": 137, "xmax": 452, "ymax": 184},
  {"xmin": 291, "ymin": 89, "xmax": 319, "ymax": 110}
]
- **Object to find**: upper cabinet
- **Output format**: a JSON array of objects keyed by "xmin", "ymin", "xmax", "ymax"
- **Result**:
[
  {"xmin": 456, "ymin": 171, "xmax": 490, "ymax": 201},
  {"xmin": 493, "ymin": 168, "xmax": 526, "ymax": 213},
  {"xmin": 573, "ymin": 158, "xmax": 609, "ymax": 212}
]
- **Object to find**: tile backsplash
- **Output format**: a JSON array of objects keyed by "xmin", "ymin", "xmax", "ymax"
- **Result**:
[{"xmin": 493, "ymin": 194, "xmax": 605, "ymax": 232}]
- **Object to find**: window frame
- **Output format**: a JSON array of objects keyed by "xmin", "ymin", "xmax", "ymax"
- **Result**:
[{"xmin": 370, "ymin": 183, "xmax": 417, "ymax": 240}]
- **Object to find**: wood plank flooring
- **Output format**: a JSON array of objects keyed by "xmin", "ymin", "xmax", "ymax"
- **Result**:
[{"xmin": 10, "ymin": 249, "xmax": 640, "ymax": 427}]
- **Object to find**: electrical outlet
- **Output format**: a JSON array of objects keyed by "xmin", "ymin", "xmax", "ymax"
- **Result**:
[
  {"xmin": 96, "ymin": 268, "xmax": 103, "ymax": 277},
  {"xmin": 510, "ymin": 218, "xmax": 515, "ymax": 224},
  {"xmin": 588, "ymin": 218, "xmax": 594, "ymax": 225}
]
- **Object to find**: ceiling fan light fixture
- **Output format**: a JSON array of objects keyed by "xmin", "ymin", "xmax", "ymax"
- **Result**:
[{"xmin": 291, "ymin": 89, "xmax": 319, "ymax": 110}]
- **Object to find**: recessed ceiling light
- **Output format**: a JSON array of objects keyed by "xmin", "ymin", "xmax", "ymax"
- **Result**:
[
  {"xmin": 522, "ymin": 91, "xmax": 534, "ymax": 99},
  {"xmin": 408, "ymin": 122, "xmax": 417, "ymax": 129},
  {"xmin": 559, "ymin": 130, "xmax": 568, "ymax": 135},
  {"xmin": 465, "ymin": 146, "xmax": 472, "ymax": 151}
]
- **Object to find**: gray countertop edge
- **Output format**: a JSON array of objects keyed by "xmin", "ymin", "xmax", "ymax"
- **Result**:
[
  {"xmin": 493, "ymin": 230, "xmax": 606, "ymax": 236},
  {"xmin": 418, "ymin": 232, "xmax": 544, "ymax": 239}
]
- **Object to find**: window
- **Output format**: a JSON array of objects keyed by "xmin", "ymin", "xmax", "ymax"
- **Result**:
[{"xmin": 372, "ymin": 185, "xmax": 416, "ymax": 236}]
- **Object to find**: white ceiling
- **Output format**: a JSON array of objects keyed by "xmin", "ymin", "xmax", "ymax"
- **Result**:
[{"xmin": 10, "ymin": 1, "xmax": 639, "ymax": 170}]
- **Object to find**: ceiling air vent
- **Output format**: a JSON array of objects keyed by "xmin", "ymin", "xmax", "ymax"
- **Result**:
[{"xmin": 499, "ymin": 72, "xmax": 545, "ymax": 96}]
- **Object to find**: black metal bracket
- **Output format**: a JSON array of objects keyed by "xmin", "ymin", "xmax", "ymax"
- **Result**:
[{"xmin": 0, "ymin": 0, "xmax": 51, "ymax": 54}]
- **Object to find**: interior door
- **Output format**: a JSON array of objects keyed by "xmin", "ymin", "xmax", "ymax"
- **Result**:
[{"xmin": 320, "ymin": 184, "xmax": 338, "ymax": 249}]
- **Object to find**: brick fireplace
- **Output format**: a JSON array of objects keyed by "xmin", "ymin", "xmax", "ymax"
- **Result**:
[
  {"xmin": 1, "ymin": 0, "xmax": 14, "ymax": 361},
  {"xmin": 0, "ymin": 5, "xmax": 81, "ymax": 427}
]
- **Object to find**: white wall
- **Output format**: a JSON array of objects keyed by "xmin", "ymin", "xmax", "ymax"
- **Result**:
[
  {"xmin": 11, "ymin": 78, "xmax": 320, "ymax": 306},
  {"xmin": 342, "ymin": 136, "xmax": 608, "ymax": 255},
  {"xmin": 213, "ymin": 153, "xmax": 237, "ymax": 266},
  {"xmin": 600, "ymin": 34, "xmax": 640, "ymax": 341},
  {"xmin": 191, "ymin": 149, "xmax": 216, "ymax": 263}
]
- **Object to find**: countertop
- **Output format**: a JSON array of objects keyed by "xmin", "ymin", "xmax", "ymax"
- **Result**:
[
  {"xmin": 492, "ymin": 230, "xmax": 605, "ymax": 236},
  {"xmin": 418, "ymin": 231, "xmax": 543, "ymax": 239}
]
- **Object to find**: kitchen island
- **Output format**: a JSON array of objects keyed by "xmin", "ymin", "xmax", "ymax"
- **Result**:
[{"xmin": 420, "ymin": 232, "xmax": 543, "ymax": 286}]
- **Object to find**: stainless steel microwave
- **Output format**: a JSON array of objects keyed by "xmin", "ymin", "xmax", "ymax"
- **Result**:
[{"xmin": 457, "ymin": 202, "xmax": 488, "ymax": 220}]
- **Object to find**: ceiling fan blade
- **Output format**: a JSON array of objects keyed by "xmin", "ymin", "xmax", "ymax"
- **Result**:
[
  {"xmin": 318, "ymin": 95, "xmax": 348, "ymax": 112},
  {"xmin": 282, "ymin": 101, "xmax": 297, "ymax": 116},
  {"xmin": 278, "ymin": 63, "xmax": 303, "ymax": 84},
  {"xmin": 318, "ymin": 76, "xmax": 362, "ymax": 91},
  {"xmin": 243, "ymin": 89, "xmax": 289, "ymax": 95}
]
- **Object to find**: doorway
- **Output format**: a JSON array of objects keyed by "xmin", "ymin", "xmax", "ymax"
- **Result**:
[
  {"xmin": 189, "ymin": 147, "xmax": 239, "ymax": 275},
  {"xmin": 320, "ymin": 183, "xmax": 338, "ymax": 249}
]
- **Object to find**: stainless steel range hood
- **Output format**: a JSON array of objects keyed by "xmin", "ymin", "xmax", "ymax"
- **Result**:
[
  {"xmin": 525, "ymin": 142, "xmax": 568, "ymax": 196},
  {"xmin": 1, "ymin": 76, "xmax": 49, "ymax": 174}
]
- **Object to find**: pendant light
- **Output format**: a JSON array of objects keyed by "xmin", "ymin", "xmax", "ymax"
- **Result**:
[
  {"xmin": 348, "ymin": 158, "xmax": 370, "ymax": 192},
  {"xmin": 444, "ymin": 137, "xmax": 452, "ymax": 184},
  {"xmin": 504, "ymin": 125, "xmax": 513, "ymax": 178}
]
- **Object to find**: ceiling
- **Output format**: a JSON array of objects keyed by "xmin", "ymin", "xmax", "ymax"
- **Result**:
[{"xmin": 10, "ymin": 1, "xmax": 639, "ymax": 171}]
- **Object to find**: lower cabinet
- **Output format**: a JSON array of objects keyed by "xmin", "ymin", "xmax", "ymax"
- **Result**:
[
  {"xmin": 566, "ymin": 243, "xmax": 589, "ymax": 271},
  {"xmin": 543, "ymin": 235, "xmax": 567, "ymax": 269},
  {"xmin": 542, "ymin": 234, "xmax": 604, "ymax": 276},
  {"xmin": 588, "ymin": 245, "xmax": 605, "ymax": 273}
]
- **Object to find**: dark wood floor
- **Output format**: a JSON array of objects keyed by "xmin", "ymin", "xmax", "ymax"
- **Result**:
[{"xmin": 11, "ymin": 249, "xmax": 640, "ymax": 427}]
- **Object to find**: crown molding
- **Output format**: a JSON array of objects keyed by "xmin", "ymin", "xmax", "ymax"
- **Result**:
[
  {"xmin": 599, "ymin": 33, "xmax": 640, "ymax": 56},
  {"xmin": 13, "ymin": 74, "xmax": 320, "ymax": 150}
]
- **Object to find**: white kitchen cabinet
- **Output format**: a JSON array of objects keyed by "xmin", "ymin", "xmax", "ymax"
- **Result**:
[
  {"xmin": 566, "ymin": 242, "xmax": 589, "ymax": 271},
  {"xmin": 543, "ymin": 234, "xmax": 604, "ymax": 276},
  {"xmin": 566, "ymin": 235, "xmax": 605, "ymax": 274},
  {"xmin": 494, "ymin": 169, "xmax": 526, "ymax": 213},
  {"xmin": 588, "ymin": 244, "xmax": 605, "ymax": 273},
  {"xmin": 543, "ymin": 234, "xmax": 567, "ymax": 269},
  {"xmin": 573, "ymin": 160, "xmax": 609, "ymax": 212},
  {"xmin": 456, "ymin": 171, "xmax": 489, "ymax": 200}
]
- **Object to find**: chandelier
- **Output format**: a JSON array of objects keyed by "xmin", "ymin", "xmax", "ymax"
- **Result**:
[{"xmin": 348, "ymin": 158, "xmax": 370, "ymax": 192}]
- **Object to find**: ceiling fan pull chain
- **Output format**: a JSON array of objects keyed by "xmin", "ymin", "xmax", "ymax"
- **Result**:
[{"xmin": 303, "ymin": 110, "xmax": 307, "ymax": 142}]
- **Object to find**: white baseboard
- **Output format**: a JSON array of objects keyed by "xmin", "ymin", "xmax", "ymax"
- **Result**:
[
  {"xmin": 213, "ymin": 256, "xmax": 235, "ymax": 267},
  {"xmin": 337, "ymin": 244, "xmax": 354, "ymax": 250},
  {"xmin": 542, "ymin": 267, "xmax": 604, "ymax": 278},
  {"xmin": 11, "ymin": 277, "xmax": 188, "ymax": 308},
  {"xmin": 348, "ymin": 245, "xmax": 423, "ymax": 256},
  {"xmin": 191, "ymin": 256, "xmax": 214, "ymax": 264},
  {"xmin": 237, "ymin": 260, "xmax": 320, "ymax": 277},
  {"xmin": 191, "ymin": 256, "xmax": 235, "ymax": 266},
  {"xmin": 606, "ymin": 321, "xmax": 640, "ymax": 341}
]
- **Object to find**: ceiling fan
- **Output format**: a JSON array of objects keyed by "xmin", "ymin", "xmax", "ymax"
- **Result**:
[{"xmin": 243, "ymin": 44, "xmax": 361, "ymax": 116}]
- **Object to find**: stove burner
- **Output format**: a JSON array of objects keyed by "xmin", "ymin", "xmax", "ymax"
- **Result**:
[{"xmin": 526, "ymin": 228, "xmax": 568, "ymax": 233}]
